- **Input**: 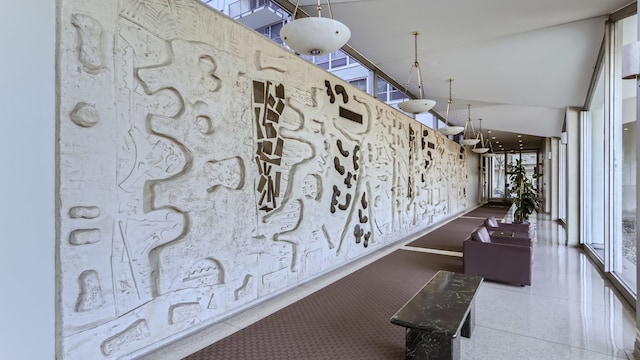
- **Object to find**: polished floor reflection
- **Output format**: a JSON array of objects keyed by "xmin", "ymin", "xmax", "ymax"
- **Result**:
[{"xmin": 460, "ymin": 214, "xmax": 636, "ymax": 359}]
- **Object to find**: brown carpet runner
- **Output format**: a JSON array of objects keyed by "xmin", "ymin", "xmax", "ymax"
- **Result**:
[
  {"xmin": 184, "ymin": 204, "xmax": 508, "ymax": 359},
  {"xmin": 408, "ymin": 217, "xmax": 485, "ymax": 251},
  {"xmin": 463, "ymin": 204, "xmax": 511, "ymax": 218},
  {"xmin": 408, "ymin": 204, "xmax": 511, "ymax": 252},
  {"xmin": 184, "ymin": 251, "xmax": 463, "ymax": 360}
]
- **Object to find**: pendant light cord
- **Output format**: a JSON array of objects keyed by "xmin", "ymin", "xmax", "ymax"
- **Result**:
[{"xmin": 445, "ymin": 78, "xmax": 454, "ymax": 126}]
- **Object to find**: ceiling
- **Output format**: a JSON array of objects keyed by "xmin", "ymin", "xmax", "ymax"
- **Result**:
[{"xmin": 283, "ymin": 0, "xmax": 635, "ymax": 151}]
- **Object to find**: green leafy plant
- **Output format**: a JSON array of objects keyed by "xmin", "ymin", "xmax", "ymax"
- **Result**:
[{"xmin": 509, "ymin": 159, "xmax": 540, "ymax": 223}]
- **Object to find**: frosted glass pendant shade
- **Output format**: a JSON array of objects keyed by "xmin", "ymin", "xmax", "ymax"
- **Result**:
[
  {"xmin": 281, "ymin": 17, "xmax": 351, "ymax": 56},
  {"xmin": 398, "ymin": 99, "xmax": 436, "ymax": 114},
  {"xmin": 460, "ymin": 138, "xmax": 480, "ymax": 146},
  {"xmin": 472, "ymin": 147, "xmax": 490, "ymax": 154},
  {"xmin": 438, "ymin": 126, "xmax": 464, "ymax": 136}
]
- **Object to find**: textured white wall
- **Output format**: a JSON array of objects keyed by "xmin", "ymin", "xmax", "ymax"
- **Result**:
[
  {"xmin": 0, "ymin": 1, "xmax": 56, "ymax": 359},
  {"xmin": 57, "ymin": 1, "xmax": 473, "ymax": 358}
]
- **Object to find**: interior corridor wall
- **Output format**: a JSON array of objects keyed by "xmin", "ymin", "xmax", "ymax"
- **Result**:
[
  {"xmin": 0, "ymin": 1, "xmax": 56, "ymax": 359},
  {"xmin": 56, "ymin": 1, "xmax": 475, "ymax": 358}
]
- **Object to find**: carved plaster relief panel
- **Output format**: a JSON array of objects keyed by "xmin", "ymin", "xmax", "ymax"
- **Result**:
[{"xmin": 57, "ymin": 0, "xmax": 469, "ymax": 358}]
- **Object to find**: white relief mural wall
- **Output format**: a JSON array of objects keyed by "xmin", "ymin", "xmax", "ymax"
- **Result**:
[{"xmin": 57, "ymin": 0, "xmax": 472, "ymax": 358}]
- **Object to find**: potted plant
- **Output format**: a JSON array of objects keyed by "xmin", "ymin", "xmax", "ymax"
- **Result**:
[{"xmin": 509, "ymin": 159, "xmax": 540, "ymax": 223}]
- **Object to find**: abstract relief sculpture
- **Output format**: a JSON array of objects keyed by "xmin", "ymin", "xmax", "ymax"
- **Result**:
[
  {"xmin": 71, "ymin": 13, "xmax": 104, "ymax": 72},
  {"xmin": 70, "ymin": 102, "xmax": 100, "ymax": 127},
  {"xmin": 76, "ymin": 270, "xmax": 105, "ymax": 312},
  {"xmin": 323, "ymin": 80, "xmax": 372, "ymax": 251},
  {"xmin": 253, "ymin": 80, "xmax": 285, "ymax": 213},
  {"xmin": 57, "ymin": 1, "xmax": 469, "ymax": 359}
]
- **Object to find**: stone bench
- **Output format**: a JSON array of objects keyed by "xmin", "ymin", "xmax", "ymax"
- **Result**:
[{"xmin": 390, "ymin": 270, "xmax": 483, "ymax": 360}]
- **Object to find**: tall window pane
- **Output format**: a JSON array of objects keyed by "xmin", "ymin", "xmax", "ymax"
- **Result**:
[
  {"xmin": 491, "ymin": 154, "xmax": 506, "ymax": 198},
  {"xmin": 613, "ymin": 14, "xmax": 637, "ymax": 292},
  {"xmin": 586, "ymin": 54, "xmax": 606, "ymax": 260},
  {"xmin": 505, "ymin": 152, "xmax": 537, "ymax": 201},
  {"xmin": 506, "ymin": 153, "xmax": 519, "ymax": 198}
]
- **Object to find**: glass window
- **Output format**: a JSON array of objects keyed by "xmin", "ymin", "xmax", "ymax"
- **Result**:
[
  {"xmin": 521, "ymin": 152, "xmax": 538, "ymax": 188},
  {"xmin": 348, "ymin": 78, "xmax": 367, "ymax": 93},
  {"xmin": 376, "ymin": 77, "xmax": 390, "ymax": 100},
  {"xmin": 505, "ymin": 152, "xmax": 537, "ymax": 199},
  {"xmin": 415, "ymin": 112, "xmax": 435, "ymax": 129},
  {"xmin": 255, "ymin": 22, "xmax": 284, "ymax": 44},
  {"xmin": 331, "ymin": 50, "xmax": 348, "ymax": 68},
  {"xmin": 491, "ymin": 154, "xmax": 506, "ymax": 198},
  {"xmin": 389, "ymin": 87, "xmax": 404, "ymax": 101},
  {"xmin": 559, "ymin": 137, "xmax": 567, "ymax": 222},
  {"xmin": 269, "ymin": 22, "xmax": 283, "ymax": 43},
  {"xmin": 583, "ymin": 30, "xmax": 607, "ymax": 263},
  {"xmin": 582, "ymin": 14, "xmax": 639, "ymax": 298},
  {"xmin": 376, "ymin": 76, "xmax": 404, "ymax": 105},
  {"xmin": 315, "ymin": 53, "xmax": 330, "ymax": 70},
  {"xmin": 613, "ymin": 14, "xmax": 637, "ymax": 292}
]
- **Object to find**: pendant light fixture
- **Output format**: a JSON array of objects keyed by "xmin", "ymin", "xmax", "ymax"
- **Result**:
[
  {"xmin": 280, "ymin": 0, "xmax": 351, "ymax": 56},
  {"xmin": 398, "ymin": 31, "xmax": 436, "ymax": 114},
  {"xmin": 437, "ymin": 78, "xmax": 464, "ymax": 136},
  {"xmin": 460, "ymin": 104, "xmax": 480, "ymax": 146},
  {"xmin": 483, "ymin": 139, "xmax": 497, "ymax": 157},
  {"xmin": 472, "ymin": 118, "xmax": 490, "ymax": 154}
]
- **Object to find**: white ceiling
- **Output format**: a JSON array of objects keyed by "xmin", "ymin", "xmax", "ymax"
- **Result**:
[{"xmin": 287, "ymin": 0, "xmax": 634, "ymax": 149}]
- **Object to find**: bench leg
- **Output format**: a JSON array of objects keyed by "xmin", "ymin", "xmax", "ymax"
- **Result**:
[
  {"xmin": 405, "ymin": 328, "xmax": 460, "ymax": 360},
  {"xmin": 461, "ymin": 301, "xmax": 475, "ymax": 338}
]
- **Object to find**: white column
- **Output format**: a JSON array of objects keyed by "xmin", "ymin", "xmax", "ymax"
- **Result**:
[{"xmin": 565, "ymin": 108, "xmax": 581, "ymax": 245}]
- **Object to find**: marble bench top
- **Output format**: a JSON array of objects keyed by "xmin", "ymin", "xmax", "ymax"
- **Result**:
[
  {"xmin": 390, "ymin": 270, "xmax": 483, "ymax": 337},
  {"xmin": 491, "ymin": 230, "xmax": 514, "ymax": 237}
]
